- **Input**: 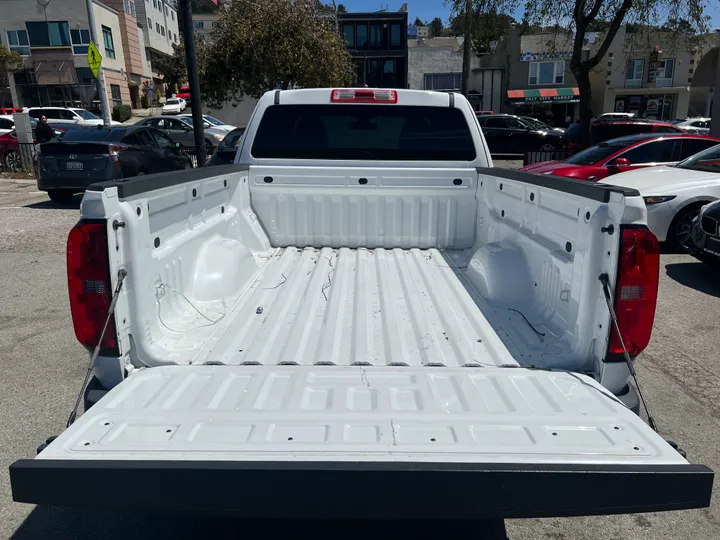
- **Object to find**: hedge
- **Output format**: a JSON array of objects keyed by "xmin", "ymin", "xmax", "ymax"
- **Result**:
[{"xmin": 112, "ymin": 104, "xmax": 133, "ymax": 123}]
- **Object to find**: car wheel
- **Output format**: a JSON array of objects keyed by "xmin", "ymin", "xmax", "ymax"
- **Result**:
[
  {"xmin": 47, "ymin": 190, "xmax": 75, "ymax": 204},
  {"xmin": 184, "ymin": 160, "xmax": 193, "ymax": 169},
  {"xmin": 539, "ymin": 143, "xmax": 557, "ymax": 152},
  {"xmin": 5, "ymin": 150, "xmax": 22, "ymax": 172},
  {"xmin": 669, "ymin": 204, "xmax": 704, "ymax": 251}
]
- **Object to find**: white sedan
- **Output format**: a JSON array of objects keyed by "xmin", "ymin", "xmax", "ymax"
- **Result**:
[
  {"xmin": 674, "ymin": 117, "xmax": 711, "ymax": 135},
  {"xmin": 599, "ymin": 142, "xmax": 720, "ymax": 248},
  {"xmin": 162, "ymin": 99, "xmax": 183, "ymax": 115}
]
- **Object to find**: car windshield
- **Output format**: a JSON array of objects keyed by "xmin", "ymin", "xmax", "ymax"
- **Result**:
[
  {"xmin": 74, "ymin": 109, "xmax": 99, "ymax": 120},
  {"xmin": 676, "ymin": 143, "xmax": 720, "ymax": 173},
  {"xmin": 219, "ymin": 128, "xmax": 246, "ymax": 150},
  {"xmin": 166, "ymin": 99, "xmax": 179, "ymax": 105},
  {"xmin": 564, "ymin": 141, "xmax": 629, "ymax": 165},
  {"xmin": 204, "ymin": 115, "xmax": 224, "ymax": 126},
  {"xmin": 181, "ymin": 116, "xmax": 193, "ymax": 125}
]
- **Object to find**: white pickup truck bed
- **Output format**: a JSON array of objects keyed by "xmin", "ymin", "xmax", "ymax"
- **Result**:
[{"xmin": 181, "ymin": 246, "xmax": 516, "ymax": 368}]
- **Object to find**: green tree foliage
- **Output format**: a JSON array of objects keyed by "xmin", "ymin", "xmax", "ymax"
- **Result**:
[
  {"xmin": 0, "ymin": 45, "xmax": 24, "ymax": 107},
  {"xmin": 413, "ymin": 17, "xmax": 426, "ymax": 26},
  {"xmin": 337, "ymin": 3, "xmax": 347, "ymax": 12},
  {"xmin": 428, "ymin": 17, "xmax": 445, "ymax": 37},
  {"xmin": 522, "ymin": 0, "xmax": 710, "ymax": 144},
  {"xmin": 152, "ymin": 41, "xmax": 187, "ymax": 97},
  {"xmin": 200, "ymin": 0, "xmax": 354, "ymax": 107}
]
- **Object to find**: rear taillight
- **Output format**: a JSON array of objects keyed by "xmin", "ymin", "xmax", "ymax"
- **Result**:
[
  {"xmin": 330, "ymin": 88, "xmax": 398, "ymax": 103},
  {"xmin": 608, "ymin": 227, "xmax": 660, "ymax": 356},
  {"xmin": 109, "ymin": 144, "xmax": 122, "ymax": 172},
  {"xmin": 66, "ymin": 220, "xmax": 119, "ymax": 355}
]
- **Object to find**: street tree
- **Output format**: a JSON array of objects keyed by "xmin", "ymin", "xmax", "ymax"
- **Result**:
[
  {"xmin": 522, "ymin": 0, "xmax": 710, "ymax": 144},
  {"xmin": 413, "ymin": 17, "xmax": 426, "ymax": 26},
  {"xmin": 200, "ymin": 0, "xmax": 354, "ymax": 107},
  {"xmin": 152, "ymin": 41, "xmax": 187, "ymax": 98},
  {"xmin": 337, "ymin": 3, "xmax": 347, "ymax": 12},
  {"xmin": 429, "ymin": 17, "xmax": 445, "ymax": 37},
  {"xmin": 0, "ymin": 45, "xmax": 24, "ymax": 108}
]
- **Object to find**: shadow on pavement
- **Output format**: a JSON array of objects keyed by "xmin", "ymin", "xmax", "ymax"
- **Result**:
[
  {"xmin": 665, "ymin": 261, "xmax": 720, "ymax": 298},
  {"xmin": 24, "ymin": 197, "xmax": 81, "ymax": 210},
  {"xmin": 11, "ymin": 507, "xmax": 509, "ymax": 540}
]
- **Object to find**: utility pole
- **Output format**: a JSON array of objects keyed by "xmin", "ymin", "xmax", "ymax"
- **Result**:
[
  {"xmin": 178, "ymin": 0, "xmax": 206, "ymax": 166},
  {"xmin": 84, "ymin": 0, "xmax": 112, "ymax": 126},
  {"xmin": 460, "ymin": 0, "xmax": 472, "ymax": 97}
]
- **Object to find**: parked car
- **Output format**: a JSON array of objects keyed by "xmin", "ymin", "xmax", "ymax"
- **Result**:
[
  {"xmin": 177, "ymin": 98, "xmax": 187, "ymax": 111},
  {"xmin": 162, "ymin": 99, "xmax": 184, "ymax": 115},
  {"xmin": 26, "ymin": 107, "xmax": 122, "ymax": 126},
  {"xmin": 520, "ymin": 134, "xmax": 720, "ymax": 181},
  {"xmin": 206, "ymin": 127, "xmax": 246, "ymax": 166},
  {"xmin": 674, "ymin": 117, "xmax": 711, "ymax": 135},
  {"xmin": 690, "ymin": 199, "xmax": 720, "ymax": 264},
  {"xmin": 177, "ymin": 85, "xmax": 191, "ymax": 106},
  {"xmin": 135, "ymin": 116, "xmax": 226, "ymax": 149},
  {"xmin": 0, "ymin": 126, "xmax": 67, "ymax": 171},
  {"xmin": 520, "ymin": 116, "xmax": 565, "ymax": 134},
  {"xmin": 476, "ymin": 114, "xmax": 564, "ymax": 154},
  {"xmin": 0, "ymin": 107, "xmax": 23, "ymax": 115},
  {"xmin": 179, "ymin": 113, "xmax": 237, "ymax": 133},
  {"xmin": 596, "ymin": 112, "xmax": 636, "ymax": 120},
  {"xmin": 599, "ymin": 141, "xmax": 720, "ymax": 248},
  {"xmin": 0, "ymin": 115, "xmax": 15, "ymax": 135},
  {"xmin": 563, "ymin": 119, "xmax": 686, "ymax": 153},
  {"xmin": 12, "ymin": 88, "xmax": 712, "ymax": 518},
  {"xmin": 37, "ymin": 125, "xmax": 193, "ymax": 203}
]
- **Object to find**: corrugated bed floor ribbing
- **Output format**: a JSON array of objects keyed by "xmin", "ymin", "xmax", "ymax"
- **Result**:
[{"xmin": 199, "ymin": 247, "xmax": 518, "ymax": 368}]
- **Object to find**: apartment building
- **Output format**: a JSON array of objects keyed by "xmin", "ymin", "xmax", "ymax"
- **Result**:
[
  {"xmin": 589, "ymin": 26, "xmax": 716, "ymax": 120},
  {"xmin": 0, "ymin": 0, "xmax": 153, "ymax": 110},
  {"xmin": 135, "ymin": 0, "xmax": 179, "ymax": 89}
]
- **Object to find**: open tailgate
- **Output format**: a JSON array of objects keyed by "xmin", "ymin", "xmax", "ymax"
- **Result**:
[{"xmin": 10, "ymin": 365, "xmax": 712, "ymax": 518}]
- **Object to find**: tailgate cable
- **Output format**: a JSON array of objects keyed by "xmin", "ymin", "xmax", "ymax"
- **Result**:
[
  {"xmin": 599, "ymin": 273, "xmax": 657, "ymax": 432},
  {"xmin": 66, "ymin": 268, "xmax": 128, "ymax": 428}
]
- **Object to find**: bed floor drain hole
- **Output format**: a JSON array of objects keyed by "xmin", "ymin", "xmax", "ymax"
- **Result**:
[
  {"xmin": 288, "ymin": 437, "xmax": 294, "ymax": 441},
  {"xmin": 430, "ymin": 438, "xmax": 436, "ymax": 442}
]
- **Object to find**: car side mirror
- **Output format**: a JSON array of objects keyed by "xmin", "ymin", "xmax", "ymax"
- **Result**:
[{"xmin": 613, "ymin": 157, "xmax": 631, "ymax": 167}]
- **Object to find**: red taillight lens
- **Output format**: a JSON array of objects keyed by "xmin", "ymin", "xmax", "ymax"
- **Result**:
[
  {"xmin": 109, "ymin": 144, "xmax": 122, "ymax": 172},
  {"xmin": 330, "ymin": 88, "xmax": 398, "ymax": 103},
  {"xmin": 67, "ymin": 220, "xmax": 119, "ymax": 354},
  {"xmin": 609, "ymin": 227, "xmax": 660, "ymax": 356}
]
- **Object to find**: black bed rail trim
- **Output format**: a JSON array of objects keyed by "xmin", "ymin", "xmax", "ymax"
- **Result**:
[
  {"xmin": 10, "ymin": 459, "xmax": 712, "ymax": 519},
  {"xmin": 477, "ymin": 167, "xmax": 641, "ymax": 203},
  {"xmin": 87, "ymin": 164, "xmax": 250, "ymax": 199}
]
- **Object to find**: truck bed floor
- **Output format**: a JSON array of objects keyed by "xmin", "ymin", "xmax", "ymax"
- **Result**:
[{"xmin": 193, "ymin": 247, "xmax": 518, "ymax": 368}]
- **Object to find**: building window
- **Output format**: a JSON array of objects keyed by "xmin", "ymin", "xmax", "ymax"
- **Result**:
[
  {"xmin": 156, "ymin": 22, "xmax": 161, "ymax": 33},
  {"xmin": 130, "ymin": 1, "xmax": 135, "ymax": 17},
  {"xmin": 528, "ymin": 61, "xmax": 564, "ymax": 85},
  {"xmin": 171, "ymin": 11, "xmax": 174, "ymax": 21},
  {"xmin": 369, "ymin": 22, "xmax": 382, "ymax": 50},
  {"xmin": 6, "ymin": 30, "xmax": 30, "ymax": 55},
  {"xmin": 193, "ymin": 20, "xmax": 204, "ymax": 29},
  {"xmin": 147, "ymin": 17, "xmax": 152, "ymax": 29},
  {"xmin": 160, "ymin": 26, "xmax": 165, "ymax": 37},
  {"xmin": 153, "ymin": 0, "xmax": 157, "ymax": 8},
  {"xmin": 651, "ymin": 59, "xmax": 675, "ymax": 87},
  {"xmin": 343, "ymin": 23, "xmax": 355, "ymax": 48},
  {"xmin": 390, "ymin": 22, "xmax": 402, "ymax": 49},
  {"xmin": 102, "ymin": 25, "xmax": 116, "ymax": 59},
  {"xmin": 70, "ymin": 29, "xmax": 91, "ymax": 55},
  {"xmin": 25, "ymin": 21, "xmax": 71, "ymax": 47},
  {"xmin": 356, "ymin": 23, "xmax": 368, "ymax": 50},
  {"xmin": 424, "ymin": 73, "xmax": 462, "ymax": 91},
  {"xmin": 625, "ymin": 59, "xmax": 643, "ymax": 88},
  {"xmin": 165, "ymin": 5, "xmax": 168, "ymax": 16},
  {"xmin": 111, "ymin": 84, "xmax": 122, "ymax": 106}
]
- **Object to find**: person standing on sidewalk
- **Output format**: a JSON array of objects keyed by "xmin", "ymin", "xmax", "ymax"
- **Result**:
[{"xmin": 35, "ymin": 116, "xmax": 54, "ymax": 144}]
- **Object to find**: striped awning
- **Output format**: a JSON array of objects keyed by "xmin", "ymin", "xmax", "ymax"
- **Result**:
[{"xmin": 507, "ymin": 88, "xmax": 580, "ymax": 103}]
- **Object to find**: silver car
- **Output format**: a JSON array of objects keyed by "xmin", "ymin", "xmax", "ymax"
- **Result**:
[{"xmin": 135, "ymin": 116, "xmax": 226, "ymax": 149}]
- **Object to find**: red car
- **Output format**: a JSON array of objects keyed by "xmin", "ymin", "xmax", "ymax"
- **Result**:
[
  {"xmin": 520, "ymin": 133, "xmax": 720, "ymax": 181},
  {"xmin": 0, "ymin": 126, "xmax": 66, "ymax": 171}
]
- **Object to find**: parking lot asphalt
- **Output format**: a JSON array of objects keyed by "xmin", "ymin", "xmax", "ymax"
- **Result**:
[{"xmin": 1, "ymin": 177, "xmax": 719, "ymax": 540}]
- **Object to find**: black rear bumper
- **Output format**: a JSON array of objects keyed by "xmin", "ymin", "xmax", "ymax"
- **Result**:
[{"xmin": 10, "ymin": 460, "xmax": 713, "ymax": 519}]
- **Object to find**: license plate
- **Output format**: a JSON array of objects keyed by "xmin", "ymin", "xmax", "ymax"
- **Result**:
[{"xmin": 66, "ymin": 161, "xmax": 83, "ymax": 171}]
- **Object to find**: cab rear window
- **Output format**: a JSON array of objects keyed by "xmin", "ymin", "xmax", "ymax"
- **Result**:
[{"xmin": 251, "ymin": 105, "xmax": 476, "ymax": 161}]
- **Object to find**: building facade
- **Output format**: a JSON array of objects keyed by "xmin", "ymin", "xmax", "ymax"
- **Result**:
[
  {"xmin": 135, "ymin": 0, "xmax": 179, "ymax": 93},
  {"xmin": 338, "ymin": 10, "xmax": 408, "ymax": 89},
  {"xmin": 589, "ymin": 26, "xmax": 715, "ymax": 120},
  {"xmin": 0, "ymin": 0, "xmax": 155, "ymax": 111}
]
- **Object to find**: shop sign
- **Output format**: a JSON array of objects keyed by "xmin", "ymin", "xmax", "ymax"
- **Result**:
[
  {"xmin": 615, "ymin": 99, "xmax": 625, "ymax": 112},
  {"xmin": 646, "ymin": 98, "xmax": 661, "ymax": 113},
  {"xmin": 522, "ymin": 95, "xmax": 577, "ymax": 102}
]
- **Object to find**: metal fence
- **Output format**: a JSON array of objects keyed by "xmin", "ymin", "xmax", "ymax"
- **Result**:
[
  {"xmin": 183, "ymin": 146, "xmax": 215, "ymax": 168},
  {"xmin": 523, "ymin": 150, "xmax": 574, "ymax": 166},
  {"xmin": 0, "ymin": 143, "xmax": 38, "ymax": 175}
]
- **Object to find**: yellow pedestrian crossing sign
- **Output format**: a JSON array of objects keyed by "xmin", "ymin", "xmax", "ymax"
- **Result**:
[{"xmin": 87, "ymin": 41, "xmax": 102, "ymax": 78}]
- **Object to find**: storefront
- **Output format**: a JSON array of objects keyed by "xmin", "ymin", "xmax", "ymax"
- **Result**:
[
  {"xmin": 507, "ymin": 88, "xmax": 580, "ymax": 127},
  {"xmin": 611, "ymin": 93, "xmax": 676, "ymax": 121}
]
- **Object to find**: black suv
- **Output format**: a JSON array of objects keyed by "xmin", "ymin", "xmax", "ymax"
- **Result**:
[{"xmin": 476, "ymin": 114, "xmax": 564, "ymax": 154}]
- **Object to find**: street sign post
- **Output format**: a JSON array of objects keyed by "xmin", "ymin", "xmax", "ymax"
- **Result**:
[{"xmin": 87, "ymin": 41, "xmax": 102, "ymax": 79}]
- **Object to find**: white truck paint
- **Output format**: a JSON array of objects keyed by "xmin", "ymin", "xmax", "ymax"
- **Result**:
[{"xmin": 10, "ymin": 89, "xmax": 712, "ymax": 519}]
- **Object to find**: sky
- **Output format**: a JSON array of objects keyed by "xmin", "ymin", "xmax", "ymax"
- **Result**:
[{"xmin": 337, "ymin": 1, "xmax": 720, "ymax": 30}]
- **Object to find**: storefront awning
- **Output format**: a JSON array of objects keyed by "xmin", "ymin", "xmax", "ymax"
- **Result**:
[{"xmin": 507, "ymin": 88, "xmax": 580, "ymax": 103}]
